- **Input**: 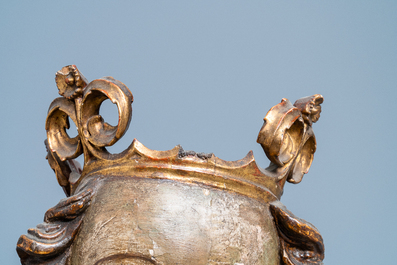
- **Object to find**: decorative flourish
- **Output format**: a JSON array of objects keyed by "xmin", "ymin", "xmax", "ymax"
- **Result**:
[
  {"xmin": 257, "ymin": 95, "xmax": 323, "ymax": 185},
  {"xmin": 55, "ymin": 65, "xmax": 88, "ymax": 99},
  {"xmin": 17, "ymin": 189, "xmax": 93, "ymax": 265},
  {"xmin": 46, "ymin": 66, "xmax": 134, "ymax": 191},
  {"xmin": 257, "ymin": 98, "xmax": 304, "ymax": 167},
  {"xmin": 269, "ymin": 201, "xmax": 324, "ymax": 265},
  {"xmin": 293, "ymin": 94, "xmax": 323, "ymax": 126},
  {"xmin": 80, "ymin": 76, "xmax": 133, "ymax": 159}
]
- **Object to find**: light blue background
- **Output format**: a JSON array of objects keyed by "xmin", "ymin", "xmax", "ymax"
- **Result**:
[{"xmin": 1, "ymin": 1, "xmax": 396, "ymax": 264}]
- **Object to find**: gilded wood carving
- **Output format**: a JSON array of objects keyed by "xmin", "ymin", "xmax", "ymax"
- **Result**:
[{"xmin": 17, "ymin": 65, "xmax": 325, "ymax": 265}]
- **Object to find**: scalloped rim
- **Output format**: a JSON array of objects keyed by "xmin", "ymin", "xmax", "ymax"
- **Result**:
[{"xmin": 73, "ymin": 139, "xmax": 283, "ymax": 203}]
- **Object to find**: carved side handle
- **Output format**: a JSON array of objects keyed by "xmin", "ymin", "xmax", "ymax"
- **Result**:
[
  {"xmin": 46, "ymin": 66, "xmax": 134, "ymax": 195},
  {"xmin": 257, "ymin": 95, "xmax": 323, "ymax": 186}
]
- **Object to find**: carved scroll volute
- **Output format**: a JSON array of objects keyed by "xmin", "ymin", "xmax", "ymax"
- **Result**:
[
  {"xmin": 47, "ymin": 65, "xmax": 134, "ymax": 161},
  {"xmin": 80, "ymin": 77, "xmax": 133, "ymax": 159},
  {"xmin": 45, "ymin": 95, "xmax": 84, "ymax": 196},
  {"xmin": 46, "ymin": 98, "xmax": 82, "ymax": 161},
  {"xmin": 257, "ymin": 98, "xmax": 304, "ymax": 167},
  {"xmin": 257, "ymin": 95, "xmax": 323, "ymax": 185},
  {"xmin": 45, "ymin": 65, "xmax": 134, "ymax": 195}
]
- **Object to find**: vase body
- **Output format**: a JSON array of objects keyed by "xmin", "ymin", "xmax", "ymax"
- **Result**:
[{"xmin": 70, "ymin": 176, "xmax": 280, "ymax": 265}]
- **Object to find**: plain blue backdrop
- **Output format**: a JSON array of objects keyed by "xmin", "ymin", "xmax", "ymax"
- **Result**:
[{"xmin": 1, "ymin": 1, "xmax": 396, "ymax": 264}]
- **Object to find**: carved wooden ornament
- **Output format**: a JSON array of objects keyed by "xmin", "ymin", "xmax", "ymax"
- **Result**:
[{"xmin": 17, "ymin": 65, "xmax": 324, "ymax": 265}]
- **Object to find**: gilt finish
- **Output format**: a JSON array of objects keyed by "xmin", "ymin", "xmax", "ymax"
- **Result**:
[{"xmin": 17, "ymin": 65, "xmax": 325, "ymax": 265}]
